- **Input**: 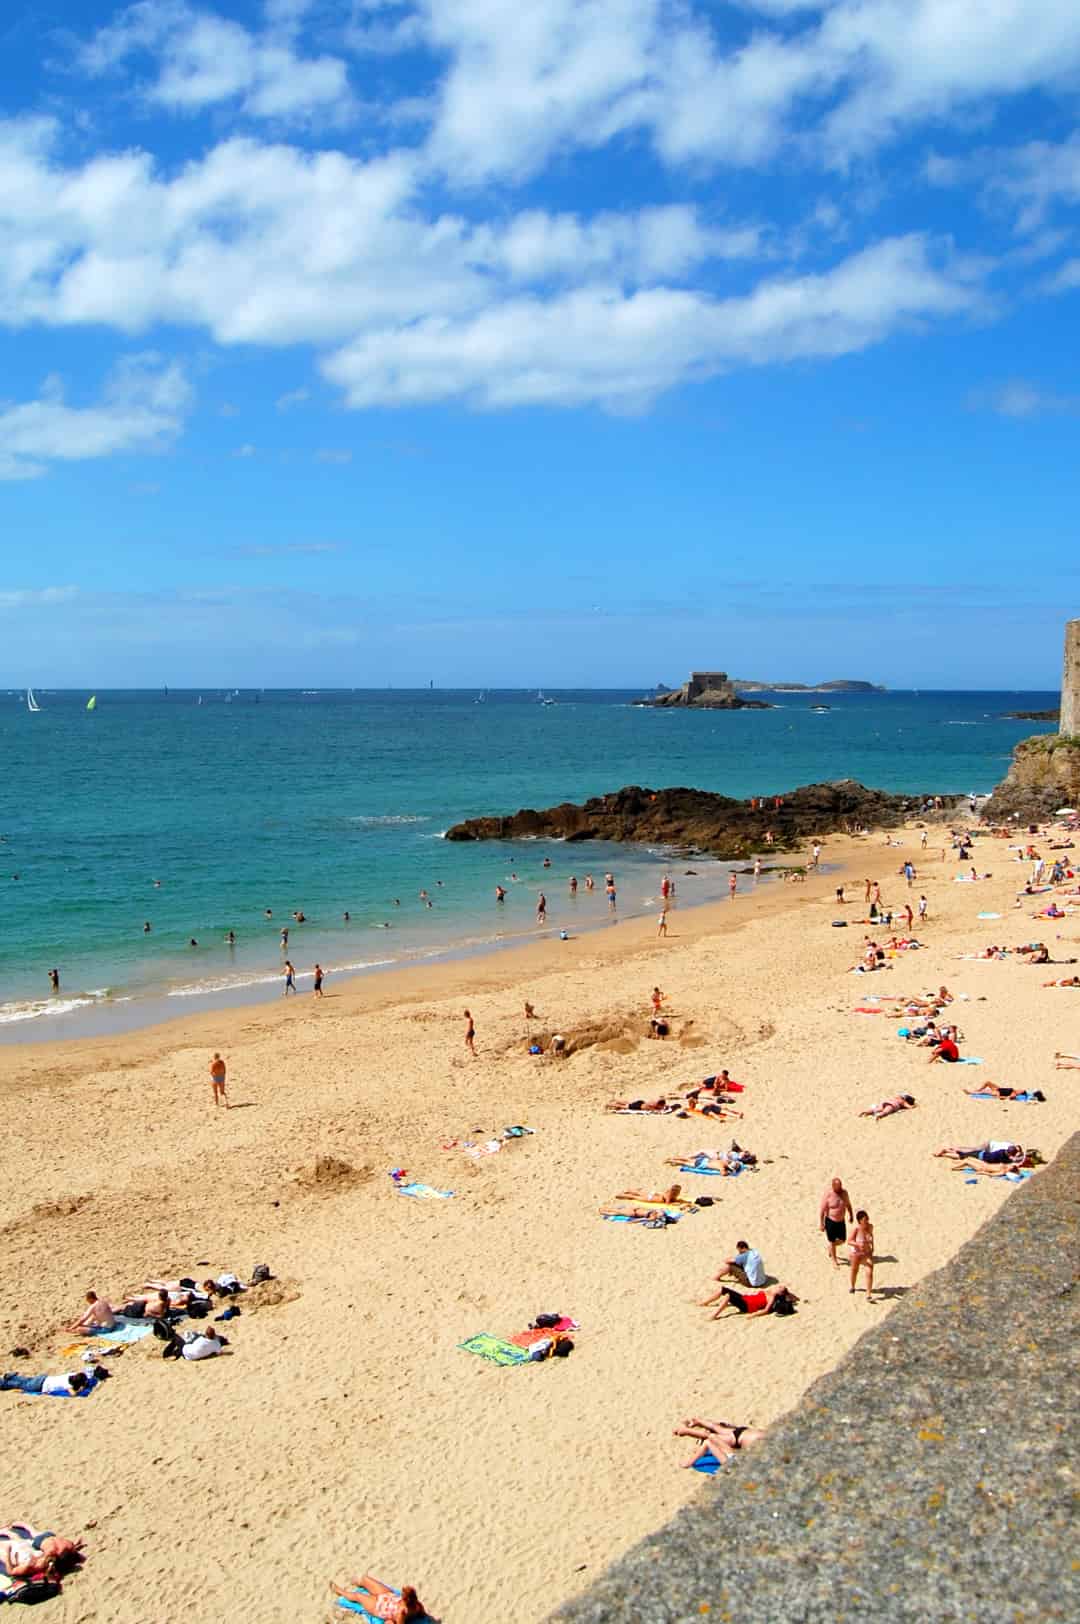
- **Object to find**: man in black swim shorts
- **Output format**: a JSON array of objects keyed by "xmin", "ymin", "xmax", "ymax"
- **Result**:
[{"xmin": 820, "ymin": 1176, "xmax": 854, "ymax": 1266}]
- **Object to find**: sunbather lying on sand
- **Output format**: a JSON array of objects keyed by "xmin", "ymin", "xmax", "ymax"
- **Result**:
[
  {"xmin": 0, "ymin": 1527, "xmax": 83, "ymax": 1581},
  {"xmin": 665, "ymin": 1147, "xmax": 756, "ymax": 1172},
  {"xmin": 1042, "ymin": 975, "xmax": 1080, "ymax": 986},
  {"xmin": 683, "ymin": 1091, "xmax": 743, "ymax": 1118},
  {"xmin": 673, "ymin": 1418, "xmax": 766, "ymax": 1468},
  {"xmin": 859, "ymin": 1094, "xmax": 916, "ymax": 1119},
  {"xmin": 614, "ymin": 1183, "xmax": 694, "ymax": 1207},
  {"xmin": 1055, "ymin": 1051, "xmax": 1080, "ymax": 1069},
  {"xmin": 700, "ymin": 1284, "xmax": 798, "ymax": 1318},
  {"xmin": 963, "ymin": 1083, "xmax": 1045, "ymax": 1101},
  {"xmin": 934, "ymin": 1142, "xmax": 1026, "ymax": 1166},
  {"xmin": 330, "ymin": 1578, "xmax": 426, "ymax": 1621},
  {"xmin": 604, "ymin": 1098, "xmax": 674, "ymax": 1113}
]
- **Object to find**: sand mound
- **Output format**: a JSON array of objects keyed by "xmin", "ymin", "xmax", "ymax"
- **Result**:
[{"xmin": 284, "ymin": 1156, "xmax": 374, "ymax": 1194}]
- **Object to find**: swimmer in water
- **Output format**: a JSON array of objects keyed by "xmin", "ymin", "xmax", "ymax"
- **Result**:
[
  {"xmin": 226, "ymin": 930, "xmax": 235, "ymax": 945},
  {"xmin": 48, "ymin": 968, "xmax": 60, "ymax": 993},
  {"xmin": 585, "ymin": 875, "xmax": 594, "ymax": 891},
  {"xmin": 343, "ymin": 911, "xmax": 350, "ymax": 922},
  {"xmin": 495, "ymin": 885, "xmax": 506, "ymax": 902},
  {"xmin": 264, "ymin": 908, "xmax": 272, "ymax": 918},
  {"xmin": 189, "ymin": 938, "xmax": 198, "ymax": 948},
  {"xmin": 144, "ymin": 921, "xmax": 151, "ymax": 933}
]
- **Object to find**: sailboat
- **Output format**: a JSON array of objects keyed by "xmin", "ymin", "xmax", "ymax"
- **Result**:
[
  {"xmin": 26, "ymin": 688, "xmax": 41, "ymax": 712},
  {"xmin": 86, "ymin": 695, "xmax": 97, "ymax": 711}
]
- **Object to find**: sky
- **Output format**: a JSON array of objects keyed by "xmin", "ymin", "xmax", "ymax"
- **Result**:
[{"xmin": 1, "ymin": 0, "xmax": 1078, "ymax": 689}]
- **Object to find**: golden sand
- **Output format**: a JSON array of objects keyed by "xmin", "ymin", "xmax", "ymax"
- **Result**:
[{"xmin": 1, "ymin": 827, "xmax": 1075, "ymax": 1621}]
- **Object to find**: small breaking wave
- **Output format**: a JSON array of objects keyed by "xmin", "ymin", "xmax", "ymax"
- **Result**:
[
  {"xmin": 350, "ymin": 813, "xmax": 430, "ymax": 827},
  {"xmin": 0, "ymin": 992, "xmax": 107, "ymax": 1025}
]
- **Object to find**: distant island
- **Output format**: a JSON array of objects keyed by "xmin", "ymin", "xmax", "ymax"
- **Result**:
[
  {"xmin": 1004, "ymin": 709, "xmax": 1059, "ymax": 722},
  {"xmin": 639, "ymin": 671, "xmax": 883, "ymax": 708},
  {"xmin": 732, "ymin": 679, "xmax": 886, "ymax": 693}
]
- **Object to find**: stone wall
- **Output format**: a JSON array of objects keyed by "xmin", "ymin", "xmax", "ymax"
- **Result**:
[{"xmin": 551, "ymin": 1133, "xmax": 1079, "ymax": 1624}]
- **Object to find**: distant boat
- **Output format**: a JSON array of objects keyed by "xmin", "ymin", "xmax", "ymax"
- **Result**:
[
  {"xmin": 197, "ymin": 695, "xmax": 203, "ymax": 706},
  {"xmin": 86, "ymin": 695, "xmax": 97, "ymax": 711},
  {"xmin": 26, "ymin": 688, "xmax": 41, "ymax": 712},
  {"xmin": 538, "ymin": 689, "xmax": 556, "ymax": 706},
  {"xmin": 811, "ymin": 704, "xmax": 830, "ymax": 714}
]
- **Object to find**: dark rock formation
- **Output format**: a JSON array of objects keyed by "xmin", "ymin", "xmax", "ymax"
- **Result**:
[
  {"xmin": 1004, "ymin": 709, "xmax": 1059, "ymax": 722},
  {"xmin": 445, "ymin": 781, "xmax": 959, "ymax": 859},
  {"xmin": 983, "ymin": 734, "xmax": 1080, "ymax": 823}
]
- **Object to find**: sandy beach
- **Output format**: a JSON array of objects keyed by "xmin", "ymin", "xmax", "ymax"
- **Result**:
[{"xmin": 2, "ymin": 822, "xmax": 1076, "ymax": 1622}]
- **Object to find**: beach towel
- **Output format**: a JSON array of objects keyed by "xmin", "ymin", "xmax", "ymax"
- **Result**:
[
  {"xmin": 969, "ymin": 1092, "xmax": 1041, "ymax": 1103},
  {"xmin": 457, "ymin": 1334, "xmax": 530, "ymax": 1366},
  {"xmin": 335, "ymin": 1583, "xmax": 430, "ymax": 1624},
  {"xmin": 0, "ymin": 1571, "xmax": 61, "ymax": 1606},
  {"xmin": 957, "ymin": 1058, "xmax": 984, "ymax": 1066},
  {"xmin": 88, "ymin": 1321, "xmax": 154, "ymax": 1347},
  {"xmin": 395, "ymin": 1182, "xmax": 454, "ymax": 1200},
  {"xmin": 677, "ymin": 1164, "xmax": 728, "ymax": 1176},
  {"xmin": 612, "ymin": 1106, "xmax": 679, "ymax": 1115},
  {"xmin": 1004, "ymin": 1169, "xmax": 1034, "ymax": 1182},
  {"xmin": 977, "ymin": 912, "xmax": 1002, "ymax": 920},
  {"xmin": 691, "ymin": 1449, "xmax": 724, "ymax": 1476},
  {"xmin": 854, "ymin": 1008, "xmax": 883, "ymax": 1015}
]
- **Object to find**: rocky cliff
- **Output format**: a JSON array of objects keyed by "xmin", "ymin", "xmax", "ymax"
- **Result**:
[
  {"xmin": 445, "ymin": 780, "xmax": 959, "ymax": 859},
  {"xmin": 982, "ymin": 734, "xmax": 1080, "ymax": 822}
]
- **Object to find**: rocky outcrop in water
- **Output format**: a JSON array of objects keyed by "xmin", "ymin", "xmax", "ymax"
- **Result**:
[
  {"xmin": 445, "ymin": 780, "xmax": 959, "ymax": 859},
  {"xmin": 644, "ymin": 671, "xmax": 770, "ymax": 709},
  {"xmin": 1003, "ymin": 709, "xmax": 1059, "ymax": 722}
]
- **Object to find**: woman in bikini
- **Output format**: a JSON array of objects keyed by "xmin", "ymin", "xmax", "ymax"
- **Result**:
[
  {"xmin": 848, "ymin": 1210, "xmax": 875, "ymax": 1301},
  {"xmin": 329, "ymin": 1578, "xmax": 425, "ymax": 1621},
  {"xmin": 701, "ymin": 1283, "xmax": 798, "ymax": 1318},
  {"xmin": 859, "ymin": 1094, "xmax": 916, "ymax": 1119},
  {"xmin": 673, "ymin": 1418, "xmax": 766, "ymax": 1468}
]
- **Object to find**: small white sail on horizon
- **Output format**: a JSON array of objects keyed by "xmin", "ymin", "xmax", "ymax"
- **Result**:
[{"xmin": 26, "ymin": 688, "xmax": 41, "ymax": 712}]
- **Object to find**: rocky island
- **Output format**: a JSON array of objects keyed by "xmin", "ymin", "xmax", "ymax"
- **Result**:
[
  {"xmin": 641, "ymin": 671, "xmax": 771, "ymax": 708},
  {"xmin": 445, "ymin": 780, "xmax": 960, "ymax": 860}
]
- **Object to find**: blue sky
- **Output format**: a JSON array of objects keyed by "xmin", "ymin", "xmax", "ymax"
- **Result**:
[{"xmin": 1, "ymin": 0, "xmax": 1077, "ymax": 688}]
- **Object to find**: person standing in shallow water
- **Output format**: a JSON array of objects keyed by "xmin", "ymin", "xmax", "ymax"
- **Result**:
[
  {"xmin": 48, "ymin": 968, "xmax": 60, "ymax": 993},
  {"xmin": 283, "ymin": 960, "xmax": 296, "ymax": 996},
  {"xmin": 313, "ymin": 963, "xmax": 324, "ymax": 998}
]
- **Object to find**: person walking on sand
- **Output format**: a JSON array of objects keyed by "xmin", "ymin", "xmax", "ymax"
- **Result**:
[
  {"xmin": 210, "ymin": 1052, "xmax": 228, "ymax": 1108},
  {"xmin": 657, "ymin": 905, "xmax": 669, "ymax": 937},
  {"xmin": 536, "ymin": 892, "xmax": 547, "ymax": 925},
  {"xmin": 728, "ymin": 871, "xmax": 737, "ymax": 900},
  {"xmin": 464, "ymin": 1009, "xmax": 476, "ymax": 1055},
  {"xmin": 283, "ymin": 960, "xmax": 296, "ymax": 996},
  {"xmin": 820, "ymin": 1177, "xmax": 854, "ymax": 1266},
  {"xmin": 918, "ymin": 894, "xmax": 928, "ymax": 922},
  {"xmin": 313, "ymin": 963, "xmax": 324, "ymax": 997},
  {"xmin": 849, "ymin": 1210, "xmax": 875, "ymax": 1302},
  {"xmin": 864, "ymin": 878, "xmax": 872, "ymax": 903}
]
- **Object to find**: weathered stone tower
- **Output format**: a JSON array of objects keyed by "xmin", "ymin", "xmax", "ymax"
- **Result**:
[{"xmin": 1062, "ymin": 618, "xmax": 1080, "ymax": 737}]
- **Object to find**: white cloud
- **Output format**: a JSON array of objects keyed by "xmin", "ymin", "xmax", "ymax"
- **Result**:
[
  {"xmin": 970, "ymin": 379, "xmax": 1080, "ymax": 418},
  {"xmin": 276, "ymin": 386, "xmax": 310, "ymax": 409},
  {"xmin": 323, "ymin": 235, "xmax": 982, "ymax": 410},
  {"xmin": 0, "ymin": 354, "xmax": 190, "ymax": 480},
  {"xmin": 0, "ymin": 586, "xmax": 78, "ymax": 609},
  {"xmin": 80, "ymin": 0, "xmax": 353, "ymax": 123}
]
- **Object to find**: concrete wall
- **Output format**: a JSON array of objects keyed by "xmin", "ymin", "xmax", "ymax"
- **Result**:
[
  {"xmin": 1062, "ymin": 618, "xmax": 1080, "ymax": 737},
  {"xmin": 552, "ymin": 1133, "xmax": 1079, "ymax": 1624}
]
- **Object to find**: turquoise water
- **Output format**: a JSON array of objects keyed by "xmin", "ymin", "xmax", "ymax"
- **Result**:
[{"xmin": 0, "ymin": 687, "xmax": 1057, "ymax": 1034}]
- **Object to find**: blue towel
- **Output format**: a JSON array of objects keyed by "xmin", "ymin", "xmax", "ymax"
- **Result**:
[
  {"xmin": 692, "ymin": 1449, "xmax": 724, "ymax": 1475},
  {"xmin": 395, "ymin": 1182, "xmax": 454, "ymax": 1199},
  {"xmin": 957, "ymin": 1058, "xmax": 983, "ymax": 1066},
  {"xmin": 678, "ymin": 1165, "xmax": 726, "ymax": 1176}
]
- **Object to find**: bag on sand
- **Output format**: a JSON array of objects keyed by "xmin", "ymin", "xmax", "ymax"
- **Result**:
[{"xmin": 250, "ymin": 1264, "xmax": 272, "ymax": 1285}]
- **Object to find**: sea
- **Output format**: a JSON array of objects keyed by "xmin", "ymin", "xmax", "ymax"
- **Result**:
[{"xmin": 0, "ymin": 687, "xmax": 1058, "ymax": 1038}]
